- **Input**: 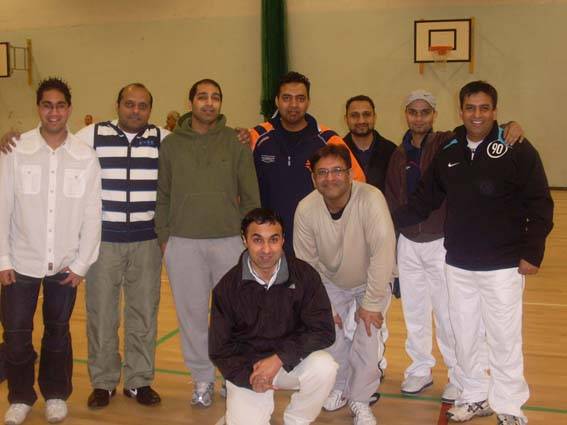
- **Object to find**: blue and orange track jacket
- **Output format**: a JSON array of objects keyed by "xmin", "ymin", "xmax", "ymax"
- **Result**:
[{"xmin": 250, "ymin": 113, "xmax": 365, "ymax": 253}]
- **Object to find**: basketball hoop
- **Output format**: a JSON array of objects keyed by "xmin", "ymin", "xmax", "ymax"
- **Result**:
[{"xmin": 429, "ymin": 45, "xmax": 452, "ymax": 66}]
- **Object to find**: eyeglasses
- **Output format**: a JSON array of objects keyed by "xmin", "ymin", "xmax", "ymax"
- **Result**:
[{"xmin": 314, "ymin": 167, "xmax": 350, "ymax": 178}]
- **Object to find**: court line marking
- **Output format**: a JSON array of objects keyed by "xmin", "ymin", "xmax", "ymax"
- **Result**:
[
  {"xmin": 437, "ymin": 402, "xmax": 451, "ymax": 425},
  {"xmin": 524, "ymin": 302, "xmax": 567, "ymax": 308},
  {"xmin": 156, "ymin": 328, "xmax": 179, "ymax": 346},
  {"xmin": 70, "ymin": 359, "xmax": 567, "ymax": 416}
]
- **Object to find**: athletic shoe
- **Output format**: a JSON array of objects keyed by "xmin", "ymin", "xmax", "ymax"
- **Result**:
[
  {"xmin": 348, "ymin": 400, "xmax": 377, "ymax": 425},
  {"xmin": 441, "ymin": 382, "xmax": 460, "ymax": 403},
  {"xmin": 322, "ymin": 389, "xmax": 347, "ymax": 412},
  {"xmin": 447, "ymin": 400, "xmax": 493, "ymax": 422},
  {"xmin": 123, "ymin": 386, "xmax": 161, "ymax": 406},
  {"xmin": 191, "ymin": 382, "xmax": 214, "ymax": 408},
  {"xmin": 401, "ymin": 374, "xmax": 433, "ymax": 394},
  {"xmin": 45, "ymin": 399, "xmax": 67, "ymax": 423},
  {"xmin": 369, "ymin": 392, "xmax": 381, "ymax": 406},
  {"xmin": 87, "ymin": 389, "xmax": 116, "ymax": 409},
  {"xmin": 496, "ymin": 414, "xmax": 527, "ymax": 425},
  {"xmin": 4, "ymin": 404, "xmax": 31, "ymax": 425}
]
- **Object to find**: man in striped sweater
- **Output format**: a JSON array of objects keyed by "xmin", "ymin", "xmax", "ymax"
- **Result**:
[{"xmin": 71, "ymin": 83, "xmax": 168, "ymax": 409}]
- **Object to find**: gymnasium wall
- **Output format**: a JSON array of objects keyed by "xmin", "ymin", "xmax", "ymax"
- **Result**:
[{"xmin": 0, "ymin": 0, "xmax": 565, "ymax": 185}]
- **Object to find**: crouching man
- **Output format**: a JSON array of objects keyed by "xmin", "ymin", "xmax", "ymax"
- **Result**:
[{"xmin": 209, "ymin": 208, "xmax": 337, "ymax": 425}]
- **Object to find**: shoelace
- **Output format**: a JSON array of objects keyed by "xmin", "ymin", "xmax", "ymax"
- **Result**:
[
  {"xmin": 498, "ymin": 415, "xmax": 521, "ymax": 425},
  {"xmin": 467, "ymin": 401, "xmax": 486, "ymax": 413},
  {"xmin": 350, "ymin": 402, "xmax": 374, "ymax": 420}
]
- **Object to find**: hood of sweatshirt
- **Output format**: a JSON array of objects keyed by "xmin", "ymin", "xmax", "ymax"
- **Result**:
[{"xmin": 173, "ymin": 111, "xmax": 228, "ymax": 138}]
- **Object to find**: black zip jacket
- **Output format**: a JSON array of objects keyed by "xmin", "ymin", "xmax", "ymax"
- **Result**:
[
  {"xmin": 343, "ymin": 130, "xmax": 397, "ymax": 192},
  {"xmin": 395, "ymin": 122, "xmax": 553, "ymax": 270},
  {"xmin": 209, "ymin": 251, "xmax": 335, "ymax": 389}
]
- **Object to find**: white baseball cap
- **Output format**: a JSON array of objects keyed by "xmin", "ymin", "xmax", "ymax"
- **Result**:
[{"xmin": 405, "ymin": 90, "xmax": 437, "ymax": 109}]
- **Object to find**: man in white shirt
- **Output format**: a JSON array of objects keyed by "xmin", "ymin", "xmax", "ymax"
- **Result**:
[
  {"xmin": 294, "ymin": 144, "xmax": 396, "ymax": 425},
  {"xmin": 0, "ymin": 77, "xmax": 101, "ymax": 425}
]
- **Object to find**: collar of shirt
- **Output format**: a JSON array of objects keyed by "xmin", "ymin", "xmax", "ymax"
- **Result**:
[{"xmin": 247, "ymin": 256, "xmax": 282, "ymax": 289}]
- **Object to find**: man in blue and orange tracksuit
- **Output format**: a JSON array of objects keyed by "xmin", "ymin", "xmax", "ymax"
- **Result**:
[{"xmin": 250, "ymin": 71, "xmax": 365, "ymax": 254}]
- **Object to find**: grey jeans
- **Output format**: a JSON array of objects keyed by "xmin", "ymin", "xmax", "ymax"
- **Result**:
[{"xmin": 85, "ymin": 239, "xmax": 162, "ymax": 390}]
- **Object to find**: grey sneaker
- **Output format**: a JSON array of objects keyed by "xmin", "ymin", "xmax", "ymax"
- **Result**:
[
  {"xmin": 497, "ymin": 414, "xmax": 527, "ymax": 425},
  {"xmin": 447, "ymin": 400, "xmax": 493, "ymax": 422},
  {"xmin": 191, "ymin": 382, "xmax": 214, "ymax": 408}
]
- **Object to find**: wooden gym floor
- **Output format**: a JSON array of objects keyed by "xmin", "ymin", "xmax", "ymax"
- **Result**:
[{"xmin": 1, "ymin": 191, "xmax": 565, "ymax": 425}]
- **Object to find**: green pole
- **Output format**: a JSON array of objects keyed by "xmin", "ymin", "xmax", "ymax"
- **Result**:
[{"xmin": 261, "ymin": 0, "xmax": 288, "ymax": 120}]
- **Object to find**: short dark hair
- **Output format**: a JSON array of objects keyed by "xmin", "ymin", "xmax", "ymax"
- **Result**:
[
  {"xmin": 116, "ymin": 83, "xmax": 153, "ymax": 107},
  {"xmin": 345, "ymin": 95, "xmax": 375, "ymax": 113},
  {"xmin": 36, "ymin": 77, "xmax": 72, "ymax": 106},
  {"xmin": 277, "ymin": 71, "xmax": 311, "ymax": 97},
  {"xmin": 188, "ymin": 78, "xmax": 223, "ymax": 102},
  {"xmin": 459, "ymin": 80, "xmax": 498, "ymax": 109},
  {"xmin": 309, "ymin": 144, "xmax": 352, "ymax": 171},
  {"xmin": 241, "ymin": 208, "xmax": 285, "ymax": 238}
]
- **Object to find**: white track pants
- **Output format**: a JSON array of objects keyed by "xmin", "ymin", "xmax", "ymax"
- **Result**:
[
  {"xmin": 324, "ymin": 282, "xmax": 390, "ymax": 402},
  {"xmin": 225, "ymin": 351, "xmax": 338, "ymax": 425},
  {"xmin": 446, "ymin": 265, "xmax": 529, "ymax": 420},
  {"xmin": 398, "ymin": 236, "xmax": 460, "ymax": 385}
]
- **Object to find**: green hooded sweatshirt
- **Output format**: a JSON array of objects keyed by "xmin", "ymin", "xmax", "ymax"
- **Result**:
[{"xmin": 155, "ymin": 112, "xmax": 260, "ymax": 243}]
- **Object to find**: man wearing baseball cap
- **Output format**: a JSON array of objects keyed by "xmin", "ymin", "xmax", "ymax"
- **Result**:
[{"xmin": 384, "ymin": 90, "xmax": 524, "ymax": 403}]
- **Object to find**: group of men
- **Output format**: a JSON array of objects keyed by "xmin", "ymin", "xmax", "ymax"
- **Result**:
[{"xmin": 0, "ymin": 71, "xmax": 554, "ymax": 425}]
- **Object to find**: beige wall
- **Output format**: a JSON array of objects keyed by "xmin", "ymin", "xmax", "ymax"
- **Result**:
[{"xmin": 0, "ymin": 0, "xmax": 565, "ymax": 185}]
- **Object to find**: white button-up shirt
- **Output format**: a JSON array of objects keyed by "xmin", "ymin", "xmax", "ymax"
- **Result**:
[{"xmin": 0, "ymin": 127, "xmax": 102, "ymax": 277}]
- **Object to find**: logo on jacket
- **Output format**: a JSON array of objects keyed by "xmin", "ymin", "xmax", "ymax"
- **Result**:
[
  {"xmin": 261, "ymin": 155, "xmax": 276, "ymax": 163},
  {"xmin": 487, "ymin": 141, "xmax": 508, "ymax": 159}
]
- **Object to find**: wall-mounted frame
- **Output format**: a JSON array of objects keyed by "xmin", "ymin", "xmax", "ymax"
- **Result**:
[
  {"xmin": 0, "ymin": 42, "xmax": 10, "ymax": 78},
  {"xmin": 414, "ymin": 18, "xmax": 472, "ymax": 63}
]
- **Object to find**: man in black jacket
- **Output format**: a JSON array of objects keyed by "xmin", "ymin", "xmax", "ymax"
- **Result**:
[
  {"xmin": 395, "ymin": 81, "xmax": 553, "ymax": 425},
  {"xmin": 209, "ymin": 208, "xmax": 337, "ymax": 425},
  {"xmin": 343, "ymin": 95, "xmax": 397, "ymax": 193}
]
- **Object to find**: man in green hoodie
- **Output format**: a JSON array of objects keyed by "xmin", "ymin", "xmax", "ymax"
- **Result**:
[{"xmin": 155, "ymin": 78, "xmax": 260, "ymax": 408}]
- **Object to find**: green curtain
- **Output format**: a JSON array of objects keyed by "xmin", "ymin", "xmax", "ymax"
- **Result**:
[{"xmin": 261, "ymin": 0, "xmax": 287, "ymax": 120}]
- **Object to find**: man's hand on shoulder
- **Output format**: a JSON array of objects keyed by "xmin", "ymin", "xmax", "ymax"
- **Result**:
[
  {"xmin": 235, "ymin": 127, "xmax": 251, "ymax": 146},
  {"xmin": 518, "ymin": 259, "xmax": 539, "ymax": 275},
  {"xmin": 502, "ymin": 121, "xmax": 524, "ymax": 146},
  {"xmin": 0, "ymin": 269, "xmax": 16, "ymax": 286},
  {"xmin": 249, "ymin": 354, "xmax": 283, "ymax": 393},
  {"xmin": 356, "ymin": 307, "xmax": 383, "ymax": 337},
  {"xmin": 0, "ymin": 131, "xmax": 21, "ymax": 154}
]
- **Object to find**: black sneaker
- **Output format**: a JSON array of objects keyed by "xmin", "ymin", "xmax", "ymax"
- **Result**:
[
  {"xmin": 123, "ymin": 386, "xmax": 161, "ymax": 406},
  {"xmin": 87, "ymin": 388, "xmax": 116, "ymax": 409}
]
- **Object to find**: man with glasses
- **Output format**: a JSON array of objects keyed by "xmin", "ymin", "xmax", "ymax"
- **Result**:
[
  {"xmin": 0, "ymin": 77, "xmax": 101, "ymax": 425},
  {"xmin": 294, "ymin": 144, "xmax": 395, "ymax": 425}
]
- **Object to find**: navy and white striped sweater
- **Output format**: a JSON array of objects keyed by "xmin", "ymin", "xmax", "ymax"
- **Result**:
[{"xmin": 92, "ymin": 121, "xmax": 162, "ymax": 243}]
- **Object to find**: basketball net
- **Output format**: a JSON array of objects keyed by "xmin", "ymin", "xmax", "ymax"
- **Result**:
[{"xmin": 429, "ymin": 45, "xmax": 452, "ymax": 69}]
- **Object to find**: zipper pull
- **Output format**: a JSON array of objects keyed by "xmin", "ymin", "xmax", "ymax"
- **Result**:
[{"xmin": 288, "ymin": 156, "xmax": 291, "ymax": 166}]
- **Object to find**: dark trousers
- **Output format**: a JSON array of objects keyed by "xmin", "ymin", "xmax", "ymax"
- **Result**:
[{"xmin": 0, "ymin": 272, "xmax": 77, "ymax": 405}]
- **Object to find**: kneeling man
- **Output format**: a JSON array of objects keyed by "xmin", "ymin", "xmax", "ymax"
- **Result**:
[
  {"xmin": 294, "ymin": 144, "xmax": 396, "ymax": 425},
  {"xmin": 209, "ymin": 208, "xmax": 337, "ymax": 425}
]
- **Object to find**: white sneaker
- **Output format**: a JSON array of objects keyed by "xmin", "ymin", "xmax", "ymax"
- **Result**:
[
  {"xmin": 441, "ymin": 382, "xmax": 459, "ymax": 403},
  {"xmin": 191, "ymin": 382, "xmax": 214, "ymax": 408},
  {"xmin": 45, "ymin": 399, "xmax": 67, "ymax": 423},
  {"xmin": 323, "ymin": 389, "xmax": 347, "ymax": 411},
  {"xmin": 447, "ymin": 400, "xmax": 493, "ymax": 422},
  {"xmin": 401, "ymin": 374, "xmax": 433, "ymax": 394},
  {"xmin": 4, "ymin": 404, "xmax": 31, "ymax": 425},
  {"xmin": 348, "ymin": 400, "xmax": 377, "ymax": 425}
]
